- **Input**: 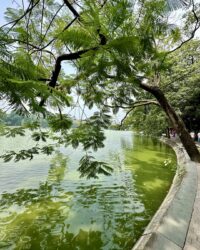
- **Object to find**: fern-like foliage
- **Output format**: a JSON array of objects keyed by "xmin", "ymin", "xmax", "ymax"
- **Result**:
[
  {"xmin": 2, "ymin": 127, "xmax": 25, "ymax": 137},
  {"xmin": 66, "ymin": 109, "xmax": 111, "ymax": 151},
  {"xmin": 31, "ymin": 131, "xmax": 49, "ymax": 142},
  {"xmin": 0, "ymin": 50, "xmax": 49, "ymax": 115},
  {"xmin": 0, "ymin": 145, "xmax": 55, "ymax": 162},
  {"xmin": 78, "ymin": 154, "xmax": 113, "ymax": 179},
  {"xmin": 48, "ymin": 114, "xmax": 73, "ymax": 132},
  {"xmin": 166, "ymin": 0, "xmax": 190, "ymax": 11}
]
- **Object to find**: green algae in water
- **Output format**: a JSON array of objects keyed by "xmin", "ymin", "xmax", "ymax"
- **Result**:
[{"xmin": 0, "ymin": 131, "xmax": 176, "ymax": 250}]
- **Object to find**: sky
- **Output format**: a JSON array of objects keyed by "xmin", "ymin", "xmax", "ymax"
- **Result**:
[{"xmin": 0, "ymin": 0, "xmax": 18, "ymax": 25}]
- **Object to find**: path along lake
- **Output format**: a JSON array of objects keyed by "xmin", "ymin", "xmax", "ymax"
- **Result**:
[{"xmin": 0, "ymin": 130, "xmax": 176, "ymax": 250}]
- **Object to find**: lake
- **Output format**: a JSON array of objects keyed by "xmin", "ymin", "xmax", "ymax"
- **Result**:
[{"xmin": 0, "ymin": 130, "xmax": 176, "ymax": 250}]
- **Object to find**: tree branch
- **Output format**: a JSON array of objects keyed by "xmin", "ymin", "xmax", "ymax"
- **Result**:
[
  {"xmin": 120, "ymin": 108, "xmax": 134, "ymax": 127},
  {"xmin": 119, "ymin": 99, "xmax": 159, "ymax": 127},
  {"xmin": 32, "ymin": 16, "xmax": 78, "ymax": 53},
  {"xmin": 9, "ymin": 38, "xmax": 56, "ymax": 59},
  {"xmin": 38, "ymin": 3, "xmax": 65, "ymax": 47},
  {"xmin": 49, "ymin": 47, "xmax": 97, "ymax": 87},
  {"xmin": 40, "ymin": 25, "xmax": 107, "ymax": 105},
  {"xmin": 30, "ymin": 0, "xmax": 81, "ymax": 53},
  {"xmin": 63, "ymin": 0, "xmax": 80, "ymax": 17},
  {"xmin": 39, "ymin": 47, "xmax": 98, "ymax": 106},
  {"xmin": 162, "ymin": 67, "xmax": 200, "ymax": 91},
  {"xmin": 0, "ymin": 0, "xmax": 40, "ymax": 33},
  {"xmin": 168, "ymin": 0, "xmax": 200, "ymax": 54},
  {"xmin": 104, "ymin": 99, "xmax": 159, "ymax": 109},
  {"xmin": 99, "ymin": 0, "xmax": 108, "ymax": 8}
]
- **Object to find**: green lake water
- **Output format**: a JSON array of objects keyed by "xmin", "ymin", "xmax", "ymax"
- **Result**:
[{"xmin": 0, "ymin": 130, "xmax": 176, "ymax": 250}]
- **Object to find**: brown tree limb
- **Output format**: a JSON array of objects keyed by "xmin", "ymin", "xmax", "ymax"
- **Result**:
[
  {"xmin": 23, "ymin": 0, "xmax": 106, "ymax": 57},
  {"xmin": 63, "ymin": 0, "xmax": 80, "ymax": 17},
  {"xmin": 38, "ymin": 78, "xmax": 51, "ymax": 82},
  {"xmin": 120, "ymin": 108, "xmax": 134, "ymax": 127},
  {"xmin": 104, "ymin": 99, "xmax": 159, "ymax": 109},
  {"xmin": 99, "ymin": 0, "xmax": 108, "ymax": 8},
  {"xmin": 49, "ymin": 47, "xmax": 98, "ymax": 87},
  {"xmin": 139, "ymin": 80, "xmax": 200, "ymax": 162},
  {"xmin": 119, "ymin": 100, "xmax": 159, "ymax": 127}
]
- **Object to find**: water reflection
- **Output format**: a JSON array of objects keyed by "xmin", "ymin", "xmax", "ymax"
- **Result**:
[
  {"xmin": 124, "ymin": 136, "xmax": 176, "ymax": 240},
  {"xmin": 0, "ymin": 155, "xmax": 139, "ymax": 249},
  {"xmin": 0, "ymin": 131, "xmax": 176, "ymax": 250}
]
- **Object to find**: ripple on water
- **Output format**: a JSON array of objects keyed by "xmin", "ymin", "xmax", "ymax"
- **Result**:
[{"xmin": 0, "ymin": 131, "xmax": 176, "ymax": 250}]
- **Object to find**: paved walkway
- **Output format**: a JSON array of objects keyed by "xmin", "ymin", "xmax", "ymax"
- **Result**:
[
  {"xmin": 184, "ymin": 163, "xmax": 200, "ymax": 250},
  {"xmin": 132, "ymin": 140, "xmax": 200, "ymax": 250}
]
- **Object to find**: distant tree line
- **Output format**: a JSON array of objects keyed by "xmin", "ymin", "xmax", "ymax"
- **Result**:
[
  {"xmin": 0, "ymin": 111, "xmax": 48, "ymax": 127},
  {"xmin": 0, "ymin": 110, "xmax": 81, "ymax": 128}
]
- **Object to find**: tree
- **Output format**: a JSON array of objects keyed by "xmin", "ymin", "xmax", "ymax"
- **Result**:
[
  {"xmin": 122, "ymin": 106, "xmax": 168, "ymax": 136},
  {"xmin": 164, "ymin": 40, "xmax": 200, "ymax": 135},
  {"xmin": 123, "ymin": 40, "xmax": 200, "ymax": 137},
  {"xmin": 0, "ymin": 0, "xmax": 200, "ymax": 177}
]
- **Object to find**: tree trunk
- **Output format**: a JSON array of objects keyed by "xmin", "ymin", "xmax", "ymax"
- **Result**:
[{"xmin": 140, "ymin": 82, "xmax": 200, "ymax": 163}]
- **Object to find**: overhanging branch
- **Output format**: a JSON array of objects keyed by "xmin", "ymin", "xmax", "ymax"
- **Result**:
[
  {"xmin": 63, "ymin": 0, "xmax": 80, "ymax": 17},
  {"xmin": 49, "ymin": 47, "xmax": 97, "ymax": 88},
  {"xmin": 168, "ymin": 0, "xmax": 200, "ymax": 54},
  {"xmin": 119, "ymin": 99, "xmax": 160, "ymax": 127}
]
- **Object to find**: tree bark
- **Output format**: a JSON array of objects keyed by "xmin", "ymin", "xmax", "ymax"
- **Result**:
[{"xmin": 140, "ymin": 82, "xmax": 200, "ymax": 163}]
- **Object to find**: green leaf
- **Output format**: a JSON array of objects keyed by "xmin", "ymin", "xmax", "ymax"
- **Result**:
[
  {"xmin": 31, "ymin": 131, "xmax": 49, "ymax": 142},
  {"xmin": 41, "ymin": 145, "xmax": 54, "ymax": 155},
  {"xmin": 78, "ymin": 154, "xmax": 113, "ymax": 179},
  {"xmin": 3, "ymin": 127, "xmax": 25, "ymax": 137},
  {"xmin": 48, "ymin": 114, "xmax": 72, "ymax": 132}
]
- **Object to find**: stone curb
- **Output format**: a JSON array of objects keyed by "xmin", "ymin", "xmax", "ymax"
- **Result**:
[{"xmin": 132, "ymin": 139, "xmax": 199, "ymax": 250}]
